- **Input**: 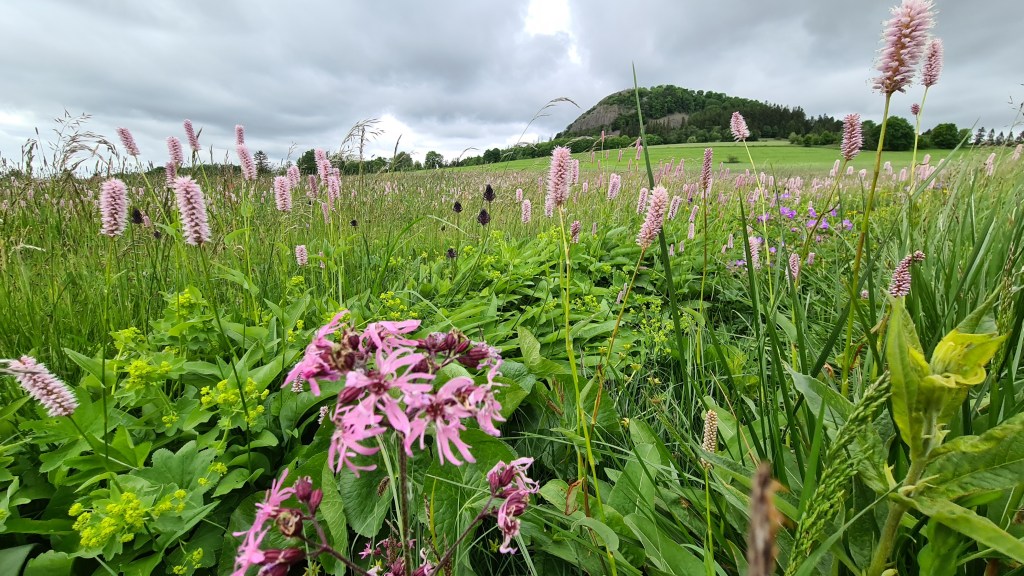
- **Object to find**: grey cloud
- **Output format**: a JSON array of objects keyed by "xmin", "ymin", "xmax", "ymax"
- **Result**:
[{"xmin": 1, "ymin": 0, "xmax": 1021, "ymax": 170}]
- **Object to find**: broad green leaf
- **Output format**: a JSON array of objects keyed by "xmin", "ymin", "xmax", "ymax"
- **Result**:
[
  {"xmin": 571, "ymin": 516, "xmax": 619, "ymax": 552},
  {"xmin": 337, "ymin": 465, "xmax": 391, "ymax": 538},
  {"xmin": 23, "ymin": 550, "xmax": 75, "ymax": 576},
  {"xmin": 918, "ymin": 519, "xmax": 966, "ymax": 576},
  {"xmin": 517, "ymin": 327, "xmax": 567, "ymax": 377},
  {"xmin": 134, "ymin": 441, "xmax": 216, "ymax": 496},
  {"xmin": 623, "ymin": 513, "xmax": 704, "ymax": 575},
  {"xmin": 0, "ymin": 544, "xmax": 35, "ymax": 576},
  {"xmin": 788, "ymin": 366, "xmax": 852, "ymax": 427},
  {"xmin": 886, "ymin": 297, "xmax": 931, "ymax": 455},
  {"xmin": 319, "ymin": 460, "xmax": 348, "ymax": 575},
  {"xmin": 921, "ymin": 411, "xmax": 1024, "ymax": 500},
  {"xmin": 899, "ymin": 494, "xmax": 1024, "ymax": 564}
]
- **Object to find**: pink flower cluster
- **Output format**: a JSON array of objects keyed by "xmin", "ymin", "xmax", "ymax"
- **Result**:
[
  {"xmin": 888, "ymin": 250, "xmax": 926, "ymax": 297},
  {"xmin": 2, "ymin": 356, "xmax": 78, "ymax": 417},
  {"xmin": 873, "ymin": 0, "xmax": 934, "ymax": 95},
  {"xmin": 841, "ymin": 114, "xmax": 863, "ymax": 161},
  {"xmin": 99, "ymin": 178, "xmax": 128, "ymax": 237},
  {"xmin": 172, "ymin": 176, "xmax": 212, "ymax": 246},
  {"xmin": 637, "ymin": 186, "xmax": 668, "ymax": 250},
  {"xmin": 487, "ymin": 457, "xmax": 538, "ymax": 554},
  {"xmin": 232, "ymin": 470, "xmax": 320, "ymax": 576},
  {"xmin": 730, "ymin": 111, "xmax": 750, "ymax": 141},
  {"xmin": 283, "ymin": 313, "xmax": 505, "ymax": 471},
  {"xmin": 546, "ymin": 146, "xmax": 572, "ymax": 210}
]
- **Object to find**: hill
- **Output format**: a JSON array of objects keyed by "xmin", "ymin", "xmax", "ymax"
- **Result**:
[{"xmin": 558, "ymin": 85, "xmax": 842, "ymax": 144}]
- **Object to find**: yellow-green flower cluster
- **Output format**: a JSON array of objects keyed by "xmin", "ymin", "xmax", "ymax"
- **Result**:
[
  {"xmin": 200, "ymin": 378, "xmax": 268, "ymax": 429},
  {"xmin": 286, "ymin": 319, "xmax": 305, "ymax": 343},
  {"xmin": 70, "ymin": 489, "xmax": 187, "ymax": 549},
  {"xmin": 111, "ymin": 326, "xmax": 145, "ymax": 353},
  {"xmin": 379, "ymin": 291, "xmax": 418, "ymax": 320},
  {"xmin": 171, "ymin": 549, "xmax": 204, "ymax": 575},
  {"xmin": 122, "ymin": 358, "xmax": 172, "ymax": 391}
]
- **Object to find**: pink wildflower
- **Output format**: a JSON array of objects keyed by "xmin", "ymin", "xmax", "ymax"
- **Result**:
[
  {"xmin": 922, "ymin": 38, "xmax": 943, "ymax": 87},
  {"xmin": 700, "ymin": 148, "xmax": 713, "ymax": 193},
  {"xmin": 116, "ymin": 127, "xmax": 140, "ymax": 156},
  {"xmin": 172, "ymin": 177, "xmax": 212, "ymax": 246},
  {"xmin": 183, "ymin": 119, "xmax": 200, "ymax": 152},
  {"xmin": 546, "ymin": 146, "xmax": 572, "ymax": 209},
  {"xmin": 873, "ymin": 0, "xmax": 935, "ymax": 94},
  {"xmin": 841, "ymin": 114, "xmax": 863, "ymax": 161},
  {"xmin": 2, "ymin": 356, "xmax": 78, "ymax": 417},
  {"xmin": 314, "ymin": 149, "xmax": 330, "ymax": 182},
  {"xmin": 637, "ymin": 186, "xmax": 668, "ymax": 249},
  {"xmin": 235, "ymin": 124, "xmax": 245, "ymax": 145},
  {"xmin": 237, "ymin": 145, "xmax": 256, "ymax": 181},
  {"xmin": 274, "ymin": 176, "xmax": 292, "ymax": 211},
  {"xmin": 730, "ymin": 112, "xmax": 750, "ymax": 141},
  {"xmin": 99, "ymin": 178, "xmax": 128, "ymax": 237},
  {"xmin": 570, "ymin": 220, "xmax": 581, "ymax": 244},
  {"xmin": 607, "ymin": 173, "xmax": 621, "ymax": 199},
  {"xmin": 283, "ymin": 311, "xmax": 349, "ymax": 396},
  {"xmin": 521, "ymin": 198, "xmax": 532, "ymax": 223},
  {"xmin": 636, "ymin": 187, "xmax": 648, "ymax": 214},
  {"xmin": 295, "ymin": 245, "xmax": 308, "ymax": 266},
  {"xmin": 167, "ymin": 136, "xmax": 184, "ymax": 166}
]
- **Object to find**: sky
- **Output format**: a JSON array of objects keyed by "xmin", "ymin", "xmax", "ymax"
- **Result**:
[{"xmin": 0, "ymin": 0, "xmax": 1021, "ymax": 171}]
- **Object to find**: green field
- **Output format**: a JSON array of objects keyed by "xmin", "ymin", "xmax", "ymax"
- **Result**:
[{"xmin": 468, "ymin": 139, "xmax": 992, "ymax": 175}]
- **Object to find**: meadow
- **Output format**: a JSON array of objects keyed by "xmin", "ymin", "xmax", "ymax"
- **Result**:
[{"xmin": 2, "ymin": 2, "xmax": 1024, "ymax": 575}]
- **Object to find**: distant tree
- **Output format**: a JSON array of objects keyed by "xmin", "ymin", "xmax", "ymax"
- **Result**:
[
  {"xmin": 871, "ymin": 116, "xmax": 915, "ymax": 151},
  {"xmin": 959, "ymin": 129, "xmax": 973, "ymax": 144},
  {"xmin": 986, "ymin": 129, "xmax": 996, "ymax": 146},
  {"xmin": 254, "ymin": 150, "xmax": 271, "ymax": 175},
  {"xmin": 930, "ymin": 123, "xmax": 961, "ymax": 149},
  {"xmin": 1007, "ymin": 131, "xmax": 1016, "ymax": 146},
  {"xmin": 390, "ymin": 151, "xmax": 414, "ymax": 171},
  {"xmin": 424, "ymin": 150, "xmax": 444, "ymax": 169},
  {"xmin": 297, "ymin": 149, "xmax": 317, "ymax": 175},
  {"xmin": 973, "ymin": 127, "xmax": 986, "ymax": 146},
  {"xmin": 482, "ymin": 148, "xmax": 501, "ymax": 164},
  {"xmin": 862, "ymin": 120, "xmax": 879, "ymax": 150},
  {"xmin": 995, "ymin": 131, "xmax": 1006, "ymax": 146}
]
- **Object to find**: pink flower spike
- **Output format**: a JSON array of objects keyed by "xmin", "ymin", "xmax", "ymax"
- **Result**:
[
  {"xmin": 116, "ymin": 127, "xmax": 140, "ymax": 156},
  {"xmin": 922, "ymin": 38, "xmax": 943, "ymax": 87},
  {"xmin": 872, "ymin": 0, "xmax": 935, "ymax": 95},
  {"xmin": 637, "ymin": 186, "xmax": 668, "ymax": 249},
  {"xmin": 730, "ymin": 112, "xmax": 750, "ymax": 141},
  {"xmin": 841, "ymin": 114, "xmax": 863, "ymax": 161},
  {"xmin": 167, "ymin": 136, "xmax": 184, "ymax": 167},
  {"xmin": 99, "ymin": 178, "xmax": 128, "ymax": 237},
  {"xmin": 172, "ymin": 176, "xmax": 212, "ymax": 246},
  {"xmin": 235, "ymin": 124, "xmax": 245, "ymax": 146},
  {"xmin": 183, "ymin": 119, "xmax": 200, "ymax": 152},
  {"xmin": 3, "ymin": 356, "xmax": 78, "ymax": 417},
  {"xmin": 546, "ymin": 146, "xmax": 572, "ymax": 210}
]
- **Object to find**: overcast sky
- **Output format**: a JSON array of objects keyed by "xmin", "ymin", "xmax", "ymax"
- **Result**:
[{"xmin": 1, "ymin": 0, "xmax": 1021, "ymax": 170}]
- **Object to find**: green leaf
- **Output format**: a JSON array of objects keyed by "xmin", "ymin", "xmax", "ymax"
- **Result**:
[
  {"xmin": 887, "ymin": 297, "xmax": 932, "ymax": 455},
  {"xmin": 571, "ymin": 516, "xmax": 619, "ymax": 552},
  {"xmin": 623, "ymin": 513, "xmax": 704, "ymax": 575},
  {"xmin": 517, "ymin": 327, "xmax": 567, "ymax": 377},
  {"xmin": 337, "ymin": 465, "xmax": 390, "ymax": 538},
  {"xmin": 23, "ymin": 550, "xmax": 75, "ymax": 576},
  {"xmin": 788, "ymin": 366, "xmax": 852, "ymax": 427},
  {"xmin": 900, "ymin": 494, "xmax": 1024, "ymax": 564},
  {"xmin": 123, "ymin": 552, "xmax": 163, "ymax": 576},
  {"xmin": 134, "ymin": 441, "xmax": 216, "ymax": 496},
  {"xmin": 918, "ymin": 519, "xmax": 966, "ymax": 576},
  {"xmin": 319, "ymin": 460, "xmax": 348, "ymax": 575},
  {"xmin": 920, "ymin": 411, "xmax": 1024, "ymax": 500},
  {"xmin": 0, "ymin": 544, "xmax": 35, "ymax": 575}
]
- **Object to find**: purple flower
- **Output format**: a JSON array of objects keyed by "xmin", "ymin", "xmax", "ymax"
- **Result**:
[
  {"xmin": 99, "ymin": 178, "xmax": 128, "ymax": 237},
  {"xmin": 636, "ymin": 187, "xmax": 648, "ymax": 214},
  {"xmin": 328, "ymin": 404, "xmax": 386, "ymax": 475},
  {"xmin": 521, "ymin": 199, "xmax": 531, "ymax": 224},
  {"xmin": 2, "ymin": 356, "xmax": 78, "ymax": 417},
  {"xmin": 295, "ymin": 245, "xmax": 308, "ymax": 266}
]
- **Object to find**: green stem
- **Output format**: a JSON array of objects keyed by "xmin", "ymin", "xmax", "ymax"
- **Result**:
[{"xmin": 843, "ymin": 93, "xmax": 893, "ymax": 397}]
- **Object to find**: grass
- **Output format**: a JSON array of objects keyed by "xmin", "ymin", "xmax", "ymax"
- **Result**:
[{"xmin": 1, "ymin": 105, "xmax": 1023, "ymax": 576}]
